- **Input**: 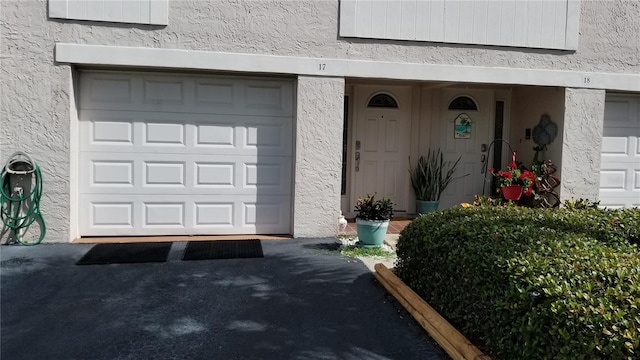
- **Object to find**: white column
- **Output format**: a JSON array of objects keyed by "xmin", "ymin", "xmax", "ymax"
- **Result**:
[
  {"xmin": 293, "ymin": 76, "xmax": 345, "ymax": 237},
  {"xmin": 559, "ymin": 88, "xmax": 606, "ymax": 202}
]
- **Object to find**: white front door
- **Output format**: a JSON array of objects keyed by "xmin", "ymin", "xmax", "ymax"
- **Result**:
[
  {"xmin": 436, "ymin": 89, "xmax": 493, "ymax": 208},
  {"xmin": 78, "ymin": 71, "xmax": 294, "ymax": 236},
  {"xmin": 353, "ymin": 87, "xmax": 412, "ymax": 212}
]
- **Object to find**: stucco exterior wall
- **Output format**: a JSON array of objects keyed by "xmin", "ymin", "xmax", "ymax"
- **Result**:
[
  {"xmin": 510, "ymin": 86, "xmax": 565, "ymax": 185},
  {"xmin": 560, "ymin": 88, "xmax": 606, "ymax": 201},
  {"xmin": 293, "ymin": 76, "xmax": 345, "ymax": 238},
  {"xmin": 3, "ymin": 1, "xmax": 639, "ymax": 74},
  {"xmin": 0, "ymin": 57, "xmax": 72, "ymax": 243}
]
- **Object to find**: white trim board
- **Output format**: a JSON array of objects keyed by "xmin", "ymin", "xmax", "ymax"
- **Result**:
[{"xmin": 55, "ymin": 43, "xmax": 640, "ymax": 92}]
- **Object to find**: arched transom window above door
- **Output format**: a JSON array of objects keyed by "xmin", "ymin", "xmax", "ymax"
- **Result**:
[
  {"xmin": 367, "ymin": 93, "xmax": 399, "ymax": 108},
  {"xmin": 448, "ymin": 95, "xmax": 478, "ymax": 111}
]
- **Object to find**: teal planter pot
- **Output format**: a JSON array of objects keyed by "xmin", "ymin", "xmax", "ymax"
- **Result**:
[
  {"xmin": 356, "ymin": 219, "xmax": 389, "ymax": 248},
  {"xmin": 416, "ymin": 200, "xmax": 439, "ymax": 215}
]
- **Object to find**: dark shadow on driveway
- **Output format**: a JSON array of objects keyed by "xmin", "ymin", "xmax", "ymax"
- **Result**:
[{"xmin": 1, "ymin": 239, "xmax": 447, "ymax": 360}]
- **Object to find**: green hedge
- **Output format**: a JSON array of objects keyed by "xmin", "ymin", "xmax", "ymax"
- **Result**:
[{"xmin": 395, "ymin": 206, "xmax": 640, "ymax": 360}]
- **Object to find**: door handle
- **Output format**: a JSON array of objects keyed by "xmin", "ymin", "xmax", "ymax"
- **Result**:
[
  {"xmin": 480, "ymin": 154, "xmax": 486, "ymax": 173},
  {"xmin": 355, "ymin": 152, "xmax": 360, "ymax": 172}
]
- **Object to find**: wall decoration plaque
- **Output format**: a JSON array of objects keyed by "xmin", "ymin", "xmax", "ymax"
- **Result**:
[{"xmin": 454, "ymin": 113, "xmax": 472, "ymax": 139}]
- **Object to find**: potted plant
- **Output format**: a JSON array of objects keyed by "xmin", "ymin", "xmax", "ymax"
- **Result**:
[
  {"xmin": 354, "ymin": 194, "xmax": 393, "ymax": 248},
  {"xmin": 408, "ymin": 148, "xmax": 462, "ymax": 214},
  {"xmin": 488, "ymin": 152, "xmax": 535, "ymax": 201}
]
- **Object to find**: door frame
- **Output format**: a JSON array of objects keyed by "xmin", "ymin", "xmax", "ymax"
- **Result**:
[
  {"xmin": 348, "ymin": 84, "xmax": 413, "ymax": 216},
  {"xmin": 429, "ymin": 87, "xmax": 498, "ymax": 207}
]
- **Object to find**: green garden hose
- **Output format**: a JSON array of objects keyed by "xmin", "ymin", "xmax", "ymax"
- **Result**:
[{"xmin": 1, "ymin": 152, "xmax": 46, "ymax": 245}]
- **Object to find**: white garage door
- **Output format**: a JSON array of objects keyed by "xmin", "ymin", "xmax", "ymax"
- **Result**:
[
  {"xmin": 599, "ymin": 94, "xmax": 640, "ymax": 208},
  {"xmin": 78, "ymin": 71, "xmax": 294, "ymax": 236}
]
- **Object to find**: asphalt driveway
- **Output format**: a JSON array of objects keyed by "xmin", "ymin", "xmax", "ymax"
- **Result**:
[{"xmin": 1, "ymin": 238, "xmax": 447, "ymax": 360}]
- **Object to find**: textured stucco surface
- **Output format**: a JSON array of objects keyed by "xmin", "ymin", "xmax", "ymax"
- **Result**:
[
  {"xmin": 559, "ymin": 88, "xmax": 606, "ymax": 201},
  {"xmin": 0, "ymin": 57, "xmax": 72, "ymax": 243},
  {"xmin": 1, "ymin": 0, "xmax": 637, "ymax": 241},
  {"xmin": 293, "ymin": 76, "xmax": 345, "ymax": 238},
  {"xmin": 3, "ymin": 1, "xmax": 639, "ymax": 72}
]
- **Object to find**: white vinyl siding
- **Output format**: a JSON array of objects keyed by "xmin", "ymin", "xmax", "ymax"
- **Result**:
[
  {"xmin": 49, "ymin": 0, "xmax": 168, "ymax": 25},
  {"xmin": 599, "ymin": 94, "xmax": 640, "ymax": 208},
  {"xmin": 78, "ymin": 71, "xmax": 294, "ymax": 236},
  {"xmin": 340, "ymin": 0, "xmax": 581, "ymax": 50}
]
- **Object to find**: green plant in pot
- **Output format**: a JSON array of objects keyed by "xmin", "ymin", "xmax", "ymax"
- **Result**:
[
  {"xmin": 354, "ymin": 194, "xmax": 393, "ymax": 248},
  {"xmin": 409, "ymin": 148, "xmax": 462, "ymax": 214}
]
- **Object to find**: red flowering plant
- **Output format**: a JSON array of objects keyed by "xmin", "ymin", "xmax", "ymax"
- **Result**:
[{"xmin": 488, "ymin": 153, "xmax": 536, "ymax": 196}]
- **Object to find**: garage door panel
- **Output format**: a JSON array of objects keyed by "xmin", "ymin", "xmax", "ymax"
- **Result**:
[
  {"xmin": 91, "ymin": 160, "xmax": 135, "ymax": 187},
  {"xmin": 604, "ymin": 96, "xmax": 640, "ymax": 128},
  {"xmin": 143, "ymin": 77, "xmax": 186, "ymax": 107},
  {"xmin": 603, "ymin": 125, "xmax": 640, "ymax": 137},
  {"xmin": 81, "ymin": 73, "xmax": 293, "ymax": 117},
  {"xmin": 244, "ymin": 163, "xmax": 282, "ymax": 187},
  {"xmin": 82, "ymin": 111, "xmax": 292, "ymax": 157},
  {"xmin": 144, "ymin": 161, "xmax": 187, "ymax": 187},
  {"xmin": 245, "ymin": 84, "xmax": 286, "ymax": 110},
  {"xmin": 81, "ymin": 194, "xmax": 291, "ymax": 235},
  {"xmin": 84, "ymin": 75, "xmax": 135, "ymax": 105},
  {"xmin": 600, "ymin": 158, "xmax": 640, "ymax": 194},
  {"xmin": 600, "ymin": 160, "xmax": 638, "ymax": 169},
  {"xmin": 195, "ymin": 162, "xmax": 236, "ymax": 188},
  {"xmin": 90, "ymin": 119, "xmax": 135, "ymax": 144},
  {"xmin": 194, "ymin": 202, "xmax": 234, "ymax": 226},
  {"xmin": 194, "ymin": 80, "xmax": 235, "ymax": 108},
  {"xmin": 143, "ymin": 202, "xmax": 186, "ymax": 227},
  {"xmin": 81, "ymin": 153, "xmax": 291, "ymax": 194},
  {"xmin": 243, "ymin": 201, "xmax": 285, "ymax": 227},
  {"xmin": 144, "ymin": 122, "xmax": 186, "ymax": 146},
  {"xmin": 90, "ymin": 202, "xmax": 134, "ymax": 227},
  {"xmin": 195, "ymin": 122, "xmax": 235, "ymax": 148},
  {"xmin": 597, "ymin": 195, "xmax": 640, "ymax": 209},
  {"xmin": 601, "ymin": 136, "xmax": 629, "ymax": 155},
  {"xmin": 599, "ymin": 169, "xmax": 627, "ymax": 190},
  {"xmin": 604, "ymin": 100, "xmax": 631, "ymax": 126}
]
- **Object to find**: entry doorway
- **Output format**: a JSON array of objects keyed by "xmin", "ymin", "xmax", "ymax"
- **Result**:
[
  {"xmin": 435, "ymin": 89, "xmax": 495, "ymax": 208},
  {"xmin": 352, "ymin": 86, "xmax": 413, "ymax": 213}
]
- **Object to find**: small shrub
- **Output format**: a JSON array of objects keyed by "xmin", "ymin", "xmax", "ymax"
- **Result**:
[
  {"xmin": 563, "ymin": 197, "xmax": 601, "ymax": 210},
  {"xmin": 472, "ymin": 195, "xmax": 505, "ymax": 207},
  {"xmin": 395, "ymin": 206, "xmax": 640, "ymax": 359}
]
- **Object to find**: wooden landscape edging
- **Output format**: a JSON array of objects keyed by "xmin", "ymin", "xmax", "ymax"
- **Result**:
[{"xmin": 374, "ymin": 263, "xmax": 490, "ymax": 360}]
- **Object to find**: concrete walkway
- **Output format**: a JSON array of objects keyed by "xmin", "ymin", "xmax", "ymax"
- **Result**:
[{"xmin": 1, "ymin": 239, "xmax": 446, "ymax": 360}]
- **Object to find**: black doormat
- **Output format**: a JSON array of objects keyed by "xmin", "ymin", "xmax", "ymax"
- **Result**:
[
  {"xmin": 182, "ymin": 240, "xmax": 264, "ymax": 261},
  {"xmin": 76, "ymin": 242, "xmax": 172, "ymax": 265}
]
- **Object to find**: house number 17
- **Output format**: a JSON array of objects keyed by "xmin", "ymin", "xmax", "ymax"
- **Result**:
[{"xmin": 318, "ymin": 63, "xmax": 326, "ymax": 71}]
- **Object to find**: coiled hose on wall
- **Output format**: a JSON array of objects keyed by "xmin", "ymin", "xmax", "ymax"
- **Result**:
[{"xmin": 1, "ymin": 152, "xmax": 46, "ymax": 245}]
